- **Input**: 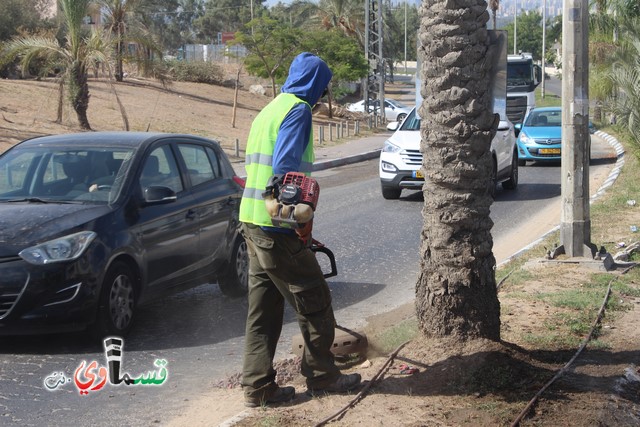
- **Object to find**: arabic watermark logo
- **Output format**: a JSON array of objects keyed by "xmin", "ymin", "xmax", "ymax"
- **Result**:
[{"xmin": 43, "ymin": 337, "xmax": 168, "ymax": 395}]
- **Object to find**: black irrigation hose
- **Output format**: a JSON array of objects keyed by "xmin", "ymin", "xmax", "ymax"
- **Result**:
[
  {"xmin": 496, "ymin": 268, "xmax": 515, "ymax": 292},
  {"xmin": 510, "ymin": 279, "xmax": 616, "ymax": 426},
  {"xmin": 510, "ymin": 262, "xmax": 639, "ymax": 426},
  {"xmin": 313, "ymin": 340, "xmax": 411, "ymax": 427}
]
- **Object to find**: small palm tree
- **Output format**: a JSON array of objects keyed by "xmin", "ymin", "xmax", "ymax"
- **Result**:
[
  {"xmin": 98, "ymin": 0, "xmax": 162, "ymax": 81},
  {"xmin": 606, "ymin": 17, "xmax": 640, "ymax": 145},
  {"xmin": 1, "ymin": 0, "xmax": 120, "ymax": 130},
  {"xmin": 284, "ymin": 0, "xmax": 365, "ymax": 47}
]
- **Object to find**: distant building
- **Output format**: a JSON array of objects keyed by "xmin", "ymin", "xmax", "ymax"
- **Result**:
[{"xmin": 43, "ymin": 0, "xmax": 101, "ymax": 27}]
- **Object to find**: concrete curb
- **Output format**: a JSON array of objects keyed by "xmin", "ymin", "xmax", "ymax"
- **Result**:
[{"xmin": 312, "ymin": 149, "xmax": 381, "ymax": 171}]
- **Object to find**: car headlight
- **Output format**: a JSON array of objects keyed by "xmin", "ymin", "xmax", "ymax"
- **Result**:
[
  {"xmin": 19, "ymin": 231, "xmax": 97, "ymax": 265},
  {"xmin": 382, "ymin": 140, "xmax": 401, "ymax": 153},
  {"xmin": 518, "ymin": 132, "xmax": 535, "ymax": 145}
]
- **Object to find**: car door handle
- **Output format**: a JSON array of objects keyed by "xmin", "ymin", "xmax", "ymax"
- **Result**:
[{"xmin": 186, "ymin": 209, "xmax": 196, "ymax": 220}]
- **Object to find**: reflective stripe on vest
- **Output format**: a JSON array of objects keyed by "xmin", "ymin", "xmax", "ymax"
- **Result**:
[{"xmin": 239, "ymin": 93, "xmax": 314, "ymax": 227}]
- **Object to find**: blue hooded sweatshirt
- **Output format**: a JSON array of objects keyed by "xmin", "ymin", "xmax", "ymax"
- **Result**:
[{"xmin": 272, "ymin": 52, "xmax": 333, "ymax": 175}]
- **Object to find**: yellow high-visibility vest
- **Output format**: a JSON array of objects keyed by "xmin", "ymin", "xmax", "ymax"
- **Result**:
[{"xmin": 239, "ymin": 93, "xmax": 314, "ymax": 227}]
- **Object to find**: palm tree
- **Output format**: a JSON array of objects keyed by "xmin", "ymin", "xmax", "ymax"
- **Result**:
[
  {"xmin": 1, "ymin": 0, "xmax": 115, "ymax": 130},
  {"xmin": 415, "ymin": 0, "xmax": 501, "ymax": 340},
  {"xmin": 607, "ymin": 17, "xmax": 640, "ymax": 145},
  {"xmin": 283, "ymin": 0, "xmax": 366, "ymax": 47},
  {"xmin": 98, "ymin": 0, "xmax": 148, "ymax": 82}
]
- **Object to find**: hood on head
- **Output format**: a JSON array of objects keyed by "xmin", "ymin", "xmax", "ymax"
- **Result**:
[{"xmin": 281, "ymin": 52, "xmax": 332, "ymax": 106}]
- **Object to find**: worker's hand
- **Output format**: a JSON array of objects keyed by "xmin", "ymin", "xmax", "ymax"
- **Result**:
[{"xmin": 296, "ymin": 220, "xmax": 313, "ymax": 247}]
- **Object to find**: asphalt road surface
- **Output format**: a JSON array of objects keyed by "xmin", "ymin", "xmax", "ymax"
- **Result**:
[{"xmin": 0, "ymin": 135, "xmax": 617, "ymax": 427}]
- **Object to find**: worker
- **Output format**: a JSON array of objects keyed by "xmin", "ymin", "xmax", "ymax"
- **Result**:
[{"xmin": 239, "ymin": 52, "xmax": 361, "ymax": 408}]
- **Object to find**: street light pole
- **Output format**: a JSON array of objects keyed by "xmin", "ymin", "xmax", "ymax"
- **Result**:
[
  {"xmin": 541, "ymin": 0, "xmax": 546, "ymax": 98},
  {"xmin": 560, "ymin": 0, "xmax": 596, "ymax": 258},
  {"xmin": 514, "ymin": 0, "xmax": 518, "ymax": 54},
  {"xmin": 404, "ymin": 1, "xmax": 407, "ymax": 75}
]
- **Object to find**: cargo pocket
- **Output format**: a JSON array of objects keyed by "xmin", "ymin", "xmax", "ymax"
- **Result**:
[
  {"xmin": 289, "ymin": 282, "xmax": 332, "ymax": 315},
  {"xmin": 249, "ymin": 234, "xmax": 277, "ymax": 270}
]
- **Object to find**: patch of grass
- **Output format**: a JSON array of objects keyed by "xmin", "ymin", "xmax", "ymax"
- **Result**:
[
  {"xmin": 544, "ymin": 289, "xmax": 604, "ymax": 310},
  {"xmin": 535, "ymin": 88, "xmax": 562, "ymax": 108},
  {"xmin": 256, "ymin": 414, "xmax": 286, "ymax": 426},
  {"xmin": 522, "ymin": 332, "xmax": 583, "ymax": 349},
  {"xmin": 372, "ymin": 317, "xmax": 419, "ymax": 354}
]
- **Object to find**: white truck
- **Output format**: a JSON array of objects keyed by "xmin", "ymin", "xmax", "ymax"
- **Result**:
[{"xmin": 506, "ymin": 53, "xmax": 542, "ymax": 125}]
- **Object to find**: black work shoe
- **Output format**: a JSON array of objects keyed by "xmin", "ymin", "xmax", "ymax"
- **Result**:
[
  {"xmin": 244, "ymin": 386, "xmax": 295, "ymax": 408},
  {"xmin": 307, "ymin": 373, "xmax": 362, "ymax": 396}
]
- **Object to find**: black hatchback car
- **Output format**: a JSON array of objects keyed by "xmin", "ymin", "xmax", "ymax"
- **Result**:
[{"xmin": 0, "ymin": 132, "xmax": 248, "ymax": 337}]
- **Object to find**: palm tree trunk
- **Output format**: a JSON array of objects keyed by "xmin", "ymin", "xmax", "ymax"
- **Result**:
[
  {"xmin": 56, "ymin": 80, "xmax": 65, "ymax": 124},
  {"xmin": 116, "ymin": 38, "xmax": 124, "ymax": 82},
  {"xmin": 415, "ymin": 0, "xmax": 501, "ymax": 341},
  {"xmin": 70, "ymin": 63, "xmax": 92, "ymax": 130}
]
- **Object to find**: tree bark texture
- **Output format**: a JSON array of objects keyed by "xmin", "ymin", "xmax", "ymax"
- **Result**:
[
  {"xmin": 70, "ymin": 62, "xmax": 92, "ymax": 130},
  {"xmin": 416, "ymin": 0, "xmax": 501, "ymax": 341}
]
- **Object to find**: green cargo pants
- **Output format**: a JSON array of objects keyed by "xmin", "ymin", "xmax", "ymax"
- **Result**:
[{"xmin": 240, "ymin": 222, "xmax": 340, "ymax": 400}]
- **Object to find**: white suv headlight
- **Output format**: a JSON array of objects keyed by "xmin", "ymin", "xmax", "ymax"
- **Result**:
[
  {"xmin": 19, "ymin": 231, "xmax": 97, "ymax": 265},
  {"xmin": 382, "ymin": 140, "xmax": 401, "ymax": 153}
]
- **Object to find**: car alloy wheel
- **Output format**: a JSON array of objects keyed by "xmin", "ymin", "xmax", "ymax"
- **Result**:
[
  {"xmin": 94, "ymin": 261, "xmax": 136, "ymax": 338},
  {"xmin": 108, "ymin": 273, "xmax": 135, "ymax": 331},
  {"xmin": 218, "ymin": 236, "xmax": 249, "ymax": 297}
]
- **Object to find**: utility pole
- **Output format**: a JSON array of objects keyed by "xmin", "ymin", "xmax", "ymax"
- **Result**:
[
  {"xmin": 560, "ymin": 0, "xmax": 596, "ymax": 258},
  {"xmin": 364, "ymin": 0, "xmax": 385, "ymax": 122}
]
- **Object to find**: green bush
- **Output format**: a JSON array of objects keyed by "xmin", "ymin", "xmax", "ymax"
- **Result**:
[{"xmin": 165, "ymin": 59, "xmax": 225, "ymax": 85}]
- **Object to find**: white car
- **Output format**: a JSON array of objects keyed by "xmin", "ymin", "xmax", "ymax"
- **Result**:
[
  {"xmin": 347, "ymin": 98, "xmax": 412, "ymax": 122},
  {"xmin": 379, "ymin": 107, "xmax": 519, "ymax": 199}
]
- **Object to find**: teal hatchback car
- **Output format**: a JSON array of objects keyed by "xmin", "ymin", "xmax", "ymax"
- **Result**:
[{"xmin": 515, "ymin": 107, "xmax": 563, "ymax": 165}]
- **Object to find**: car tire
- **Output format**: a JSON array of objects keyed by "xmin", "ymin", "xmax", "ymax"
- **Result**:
[
  {"xmin": 218, "ymin": 236, "xmax": 249, "ymax": 297},
  {"xmin": 517, "ymin": 157, "xmax": 526, "ymax": 167},
  {"xmin": 94, "ymin": 261, "xmax": 137, "ymax": 338},
  {"xmin": 381, "ymin": 184, "xmax": 402, "ymax": 200},
  {"xmin": 502, "ymin": 153, "xmax": 519, "ymax": 190},
  {"xmin": 396, "ymin": 113, "xmax": 407, "ymax": 122},
  {"xmin": 488, "ymin": 159, "xmax": 497, "ymax": 199}
]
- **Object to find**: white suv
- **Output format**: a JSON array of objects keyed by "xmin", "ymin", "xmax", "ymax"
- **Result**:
[{"xmin": 379, "ymin": 107, "xmax": 519, "ymax": 199}]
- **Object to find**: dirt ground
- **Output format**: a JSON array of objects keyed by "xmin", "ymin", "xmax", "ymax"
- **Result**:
[{"xmin": 2, "ymin": 72, "xmax": 640, "ymax": 427}]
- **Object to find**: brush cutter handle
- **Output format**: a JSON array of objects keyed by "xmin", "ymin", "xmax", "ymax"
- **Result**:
[{"xmin": 310, "ymin": 242, "xmax": 337, "ymax": 278}]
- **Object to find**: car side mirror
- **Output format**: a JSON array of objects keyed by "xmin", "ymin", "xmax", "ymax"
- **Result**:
[
  {"xmin": 386, "ymin": 121, "xmax": 400, "ymax": 131},
  {"xmin": 534, "ymin": 65, "xmax": 542, "ymax": 85},
  {"xmin": 144, "ymin": 186, "xmax": 177, "ymax": 205},
  {"xmin": 514, "ymin": 123, "xmax": 522, "ymax": 137}
]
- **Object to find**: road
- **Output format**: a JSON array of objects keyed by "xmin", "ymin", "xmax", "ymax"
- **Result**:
[{"xmin": 0, "ymin": 132, "xmax": 617, "ymax": 426}]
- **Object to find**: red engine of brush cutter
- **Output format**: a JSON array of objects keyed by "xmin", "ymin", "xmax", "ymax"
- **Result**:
[{"xmin": 263, "ymin": 172, "xmax": 320, "ymax": 228}]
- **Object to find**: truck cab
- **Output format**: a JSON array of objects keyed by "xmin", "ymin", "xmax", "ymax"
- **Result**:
[{"xmin": 507, "ymin": 53, "xmax": 542, "ymax": 125}]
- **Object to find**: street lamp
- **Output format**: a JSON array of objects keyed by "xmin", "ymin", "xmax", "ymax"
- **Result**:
[{"xmin": 541, "ymin": 0, "xmax": 546, "ymax": 98}]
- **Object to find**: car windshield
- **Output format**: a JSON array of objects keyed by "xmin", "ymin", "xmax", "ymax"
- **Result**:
[
  {"xmin": 0, "ymin": 146, "xmax": 134, "ymax": 205},
  {"xmin": 525, "ymin": 110, "xmax": 562, "ymax": 127},
  {"xmin": 399, "ymin": 108, "xmax": 421, "ymax": 131},
  {"xmin": 507, "ymin": 62, "xmax": 534, "ymax": 86}
]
